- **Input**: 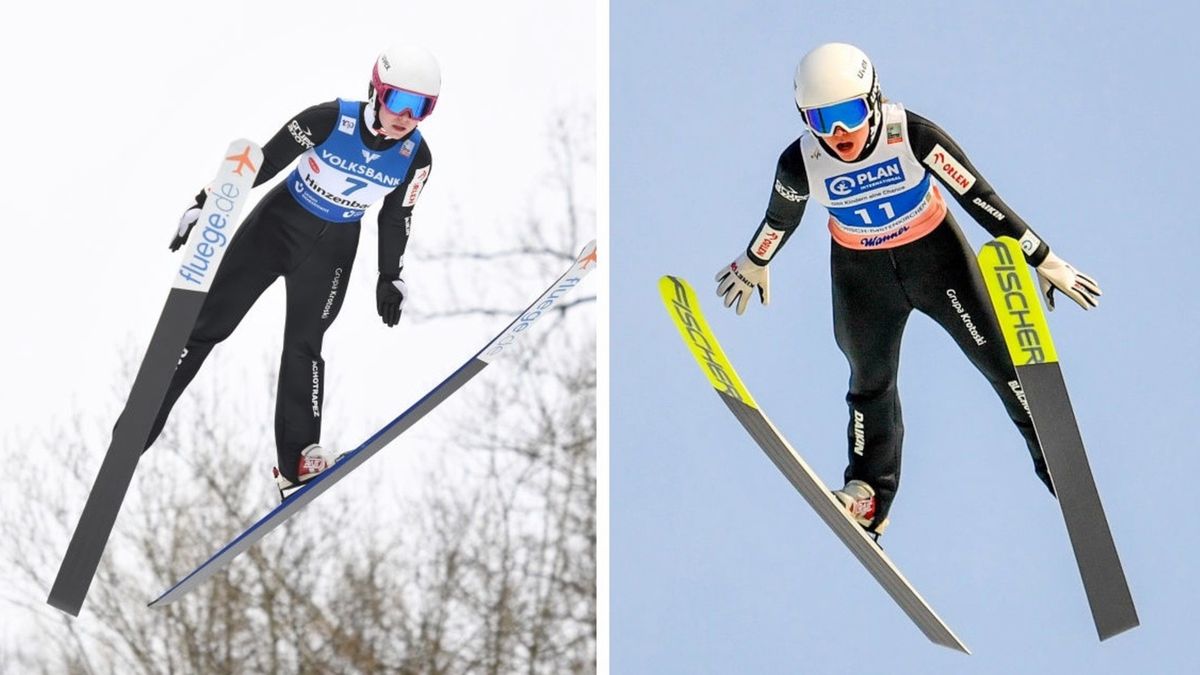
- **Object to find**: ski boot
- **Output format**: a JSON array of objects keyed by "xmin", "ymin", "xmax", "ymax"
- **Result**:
[
  {"xmin": 272, "ymin": 444, "xmax": 345, "ymax": 502},
  {"xmin": 833, "ymin": 479, "xmax": 889, "ymax": 540}
]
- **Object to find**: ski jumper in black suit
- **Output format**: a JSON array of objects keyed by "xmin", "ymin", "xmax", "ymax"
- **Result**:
[
  {"xmin": 143, "ymin": 100, "xmax": 432, "ymax": 482},
  {"xmin": 747, "ymin": 102, "xmax": 1055, "ymax": 527}
]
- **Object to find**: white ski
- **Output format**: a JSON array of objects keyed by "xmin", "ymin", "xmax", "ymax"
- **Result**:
[
  {"xmin": 49, "ymin": 141, "xmax": 263, "ymax": 616},
  {"xmin": 148, "ymin": 241, "xmax": 597, "ymax": 607},
  {"xmin": 659, "ymin": 275, "xmax": 969, "ymax": 654}
]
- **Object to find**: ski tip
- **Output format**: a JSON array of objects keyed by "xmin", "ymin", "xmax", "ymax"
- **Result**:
[
  {"xmin": 658, "ymin": 275, "xmax": 758, "ymax": 409},
  {"xmin": 219, "ymin": 139, "xmax": 265, "ymax": 182},
  {"xmin": 977, "ymin": 236, "xmax": 1059, "ymax": 364},
  {"xmin": 224, "ymin": 138, "xmax": 264, "ymax": 158},
  {"xmin": 575, "ymin": 240, "xmax": 598, "ymax": 268}
]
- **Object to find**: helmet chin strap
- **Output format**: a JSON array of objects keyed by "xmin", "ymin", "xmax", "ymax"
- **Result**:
[
  {"xmin": 364, "ymin": 96, "xmax": 384, "ymax": 135},
  {"xmin": 863, "ymin": 110, "xmax": 881, "ymax": 152},
  {"xmin": 861, "ymin": 70, "xmax": 882, "ymax": 151},
  {"xmin": 366, "ymin": 85, "xmax": 385, "ymax": 135}
]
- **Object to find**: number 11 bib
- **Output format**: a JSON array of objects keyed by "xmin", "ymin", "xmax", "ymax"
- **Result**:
[{"xmin": 800, "ymin": 102, "xmax": 946, "ymax": 250}]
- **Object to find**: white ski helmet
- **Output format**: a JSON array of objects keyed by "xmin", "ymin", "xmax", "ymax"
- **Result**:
[
  {"xmin": 793, "ymin": 43, "xmax": 881, "ymax": 138},
  {"xmin": 369, "ymin": 44, "xmax": 441, "ymax": 120}
]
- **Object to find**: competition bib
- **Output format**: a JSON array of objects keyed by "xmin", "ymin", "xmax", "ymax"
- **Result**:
[
  {"xmin": 287, "ymin": 99, "xmax": 423, "ymax": 223},
  {"xmin": 801, "ymin": 102, "xmax": 946, "ymax": 250}
]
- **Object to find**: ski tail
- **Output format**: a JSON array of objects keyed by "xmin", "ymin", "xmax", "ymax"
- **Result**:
[
  {"xmin": 147, "ymin": 240, "xmax": 596, "ymax": 607},
  {"xmin": 658, "ymin": 275, "xmax": 969, "ymax": 654}
]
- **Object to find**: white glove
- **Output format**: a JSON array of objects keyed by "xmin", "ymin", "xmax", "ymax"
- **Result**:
[
  {"xmin": 170, "ymin": 205, "xmax": 202, "ymax": 252},
  {"xmin": 715, "ymin": 253, "xmax": 770, "ymax": 315},
  {"xmin": 1035, "ymin": 251, "xmax": 1101, "ymax": 311}
]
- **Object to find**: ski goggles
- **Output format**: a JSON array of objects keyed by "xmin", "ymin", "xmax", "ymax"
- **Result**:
[
  {"xmin": 801, "ymin": 96, "xmax": 871, "ymax": 136},
  {"xmin": 372, "ymin": 72, "xmax": 438, "ymax": 120}
]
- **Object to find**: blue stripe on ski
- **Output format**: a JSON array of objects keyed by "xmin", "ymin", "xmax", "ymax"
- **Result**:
[{"xmin": 148, "ymin": 239, "xmax": 597, "ymax": 606}]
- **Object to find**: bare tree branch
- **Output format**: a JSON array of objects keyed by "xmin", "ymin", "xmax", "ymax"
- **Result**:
[
  {"xmin": 419, "ymin": 246, "xmax": 575, "ymax": 263},
  {"xmin": 408, "ymin": 296, "xmax": 596, "ymax": 323},
  {"xmin": 1, "ymin": 105, "xmax": 596, "ymax": 674}
]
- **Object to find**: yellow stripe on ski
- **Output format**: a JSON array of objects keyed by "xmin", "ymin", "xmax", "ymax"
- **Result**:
[
  {"xmin": 977, "ymin": 237, "xmax": 1059, "ymax": 365},
  {"xmin": 658, "ymin": 275, "xmax": 757, "ymax": 408}
]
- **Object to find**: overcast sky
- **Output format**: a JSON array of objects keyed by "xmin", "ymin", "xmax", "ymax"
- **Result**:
[{"xmin": 0, "ymin": 0, "xmax": 596, "ymax": 653}]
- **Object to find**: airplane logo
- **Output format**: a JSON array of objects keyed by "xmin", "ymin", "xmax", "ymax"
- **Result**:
[
  {"xmin": 226, "ymin": 146, "xmax": 258, "ymax": 176},
  {"xmin": 581, "ymin": 247, "xmax": 598, "ymax": 269},
  {"xmin": 362, "ymin": 150, "xmax": 381, "ymax": 163}
]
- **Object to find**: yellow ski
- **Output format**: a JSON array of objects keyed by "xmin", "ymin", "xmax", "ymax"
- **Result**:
[
  {"xmin": 659, "ymin": 275, "xmax": 969, "ymax": 654},
  {"xmin": 978, "ymin": 237, "xmax": 1137, "ymax": 641}
]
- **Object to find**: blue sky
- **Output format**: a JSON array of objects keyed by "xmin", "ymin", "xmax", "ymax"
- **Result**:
[{"xmin": 612, "ymin": 1, "xmax": 1198, "ymax": 672}]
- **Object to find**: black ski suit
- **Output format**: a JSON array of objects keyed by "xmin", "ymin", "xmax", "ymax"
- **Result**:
[
  {"xmin": 747, "ymin": 103, "xmax": 1055, "ymax": 527},
  {"xmin": 142, "ymin": 100, "xmax": 432, "ymax": 482}
]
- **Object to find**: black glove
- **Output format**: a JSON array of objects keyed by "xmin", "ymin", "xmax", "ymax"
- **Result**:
[
  {"xmin": 170, "ymin": 205, "xmax": 202, "ymax": 252},
  {"xmin": 376, "ymin": 273, "xmax": 407, "ymax": 327}
]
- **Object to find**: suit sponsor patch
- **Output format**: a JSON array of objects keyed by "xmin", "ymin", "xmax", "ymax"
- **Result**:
[
  {"xmin": 402, "ymin": 166, "xmax": 430, "ymax": 207},
  {"xmin": 923, "ymin": 143, "xmax": 976, "ymax": 195},
  {"xmin": 774, "ymin": 179, "xmax": 808, "ymax": 203},
  {"xmin": 825, "ymin": 158, "xmax": 905, "ymax": 199}
]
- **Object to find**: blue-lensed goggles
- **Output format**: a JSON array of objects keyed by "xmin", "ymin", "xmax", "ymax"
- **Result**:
[
  {"xmin": 801, "ymin": 97, "xmax": 870, "ymax": 136},
  {"xmin": 380, "ymin": 87, "xmax": 437, "ymax": 120}
]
